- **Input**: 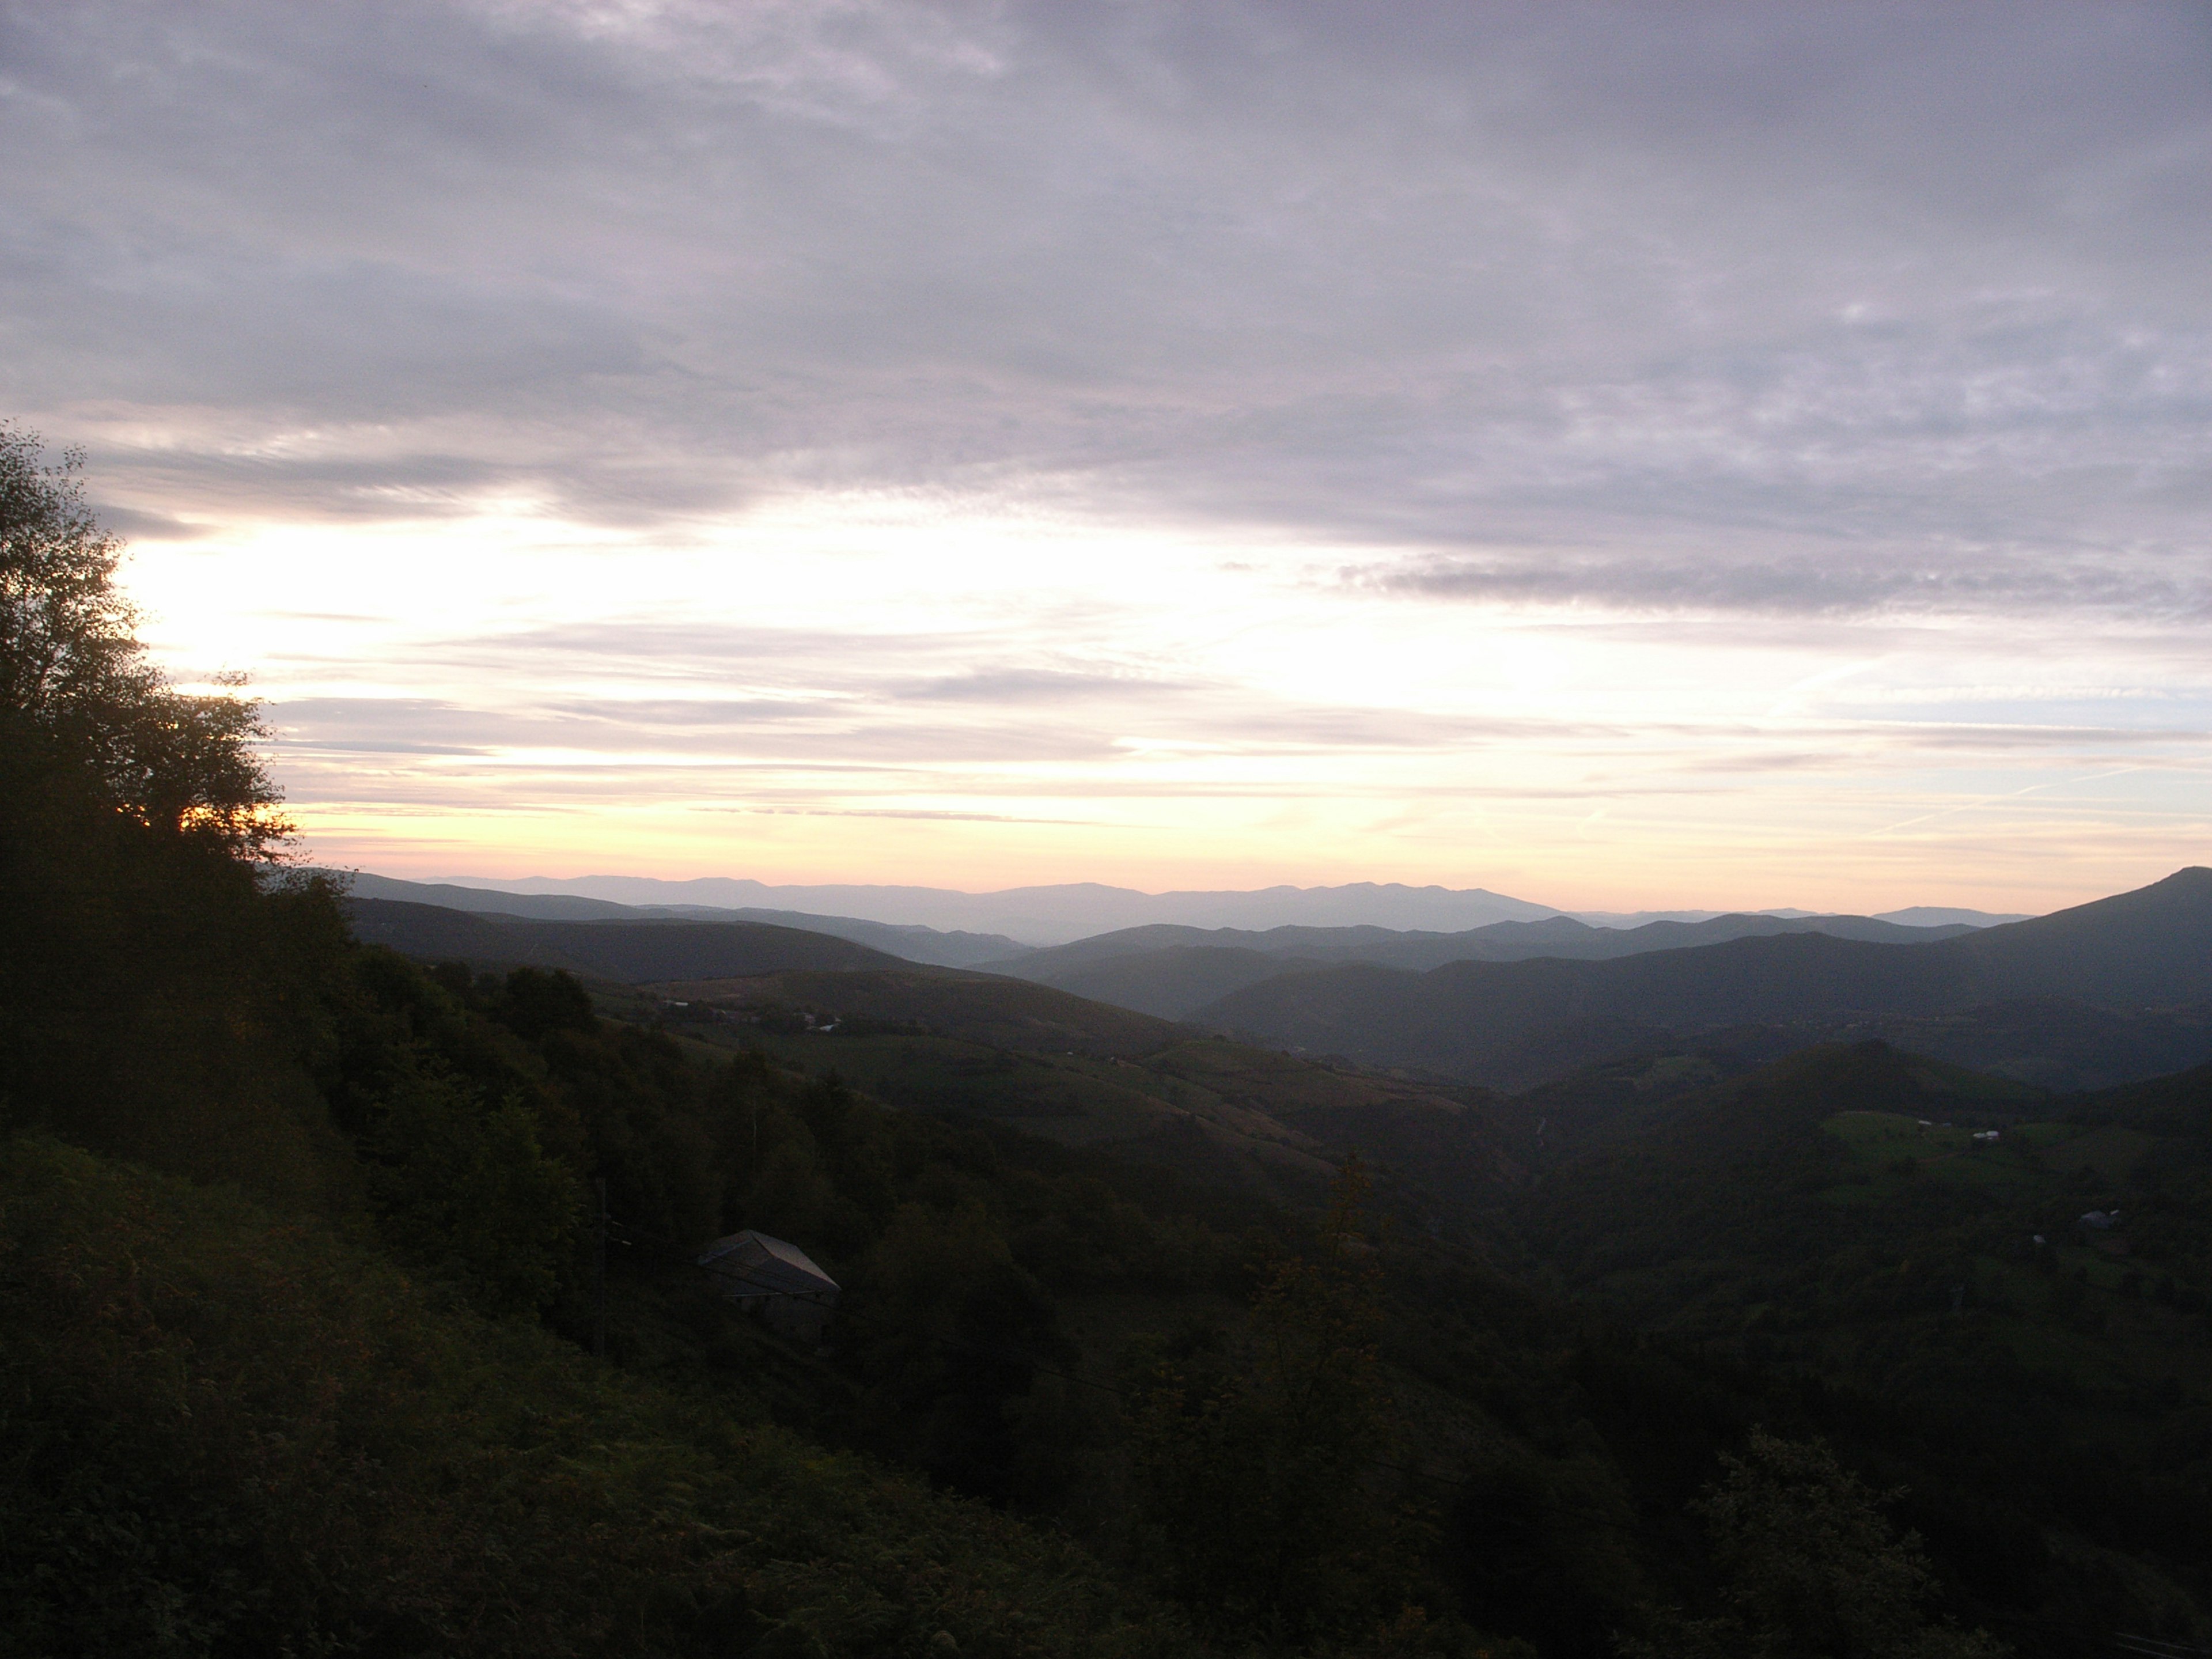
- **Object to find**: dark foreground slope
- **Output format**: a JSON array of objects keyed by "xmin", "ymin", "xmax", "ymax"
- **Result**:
[
  {"xmin": 0, "ymin": 1137, "xmax": 1194, "ymax": 1659},
  {"xmin": 1196, "ymin": 869, "xmax": 2212, "ymax": 1089}
]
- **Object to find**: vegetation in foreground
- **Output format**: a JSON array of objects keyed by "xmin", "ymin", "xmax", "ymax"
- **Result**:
[{"xmin": 0, "ymin": 1135, "xmax": 1193, "ymax": 1659}]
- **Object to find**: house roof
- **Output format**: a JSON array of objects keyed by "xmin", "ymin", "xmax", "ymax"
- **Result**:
[{"xmin": 696, "ymin": 1229, "xmax": 839, "ymax": 1298}]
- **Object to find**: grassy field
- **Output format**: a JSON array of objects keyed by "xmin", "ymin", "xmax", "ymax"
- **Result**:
[{"xmin": 1823, "ymin": 1110, "xmax": 2045, "ymax": 1202}]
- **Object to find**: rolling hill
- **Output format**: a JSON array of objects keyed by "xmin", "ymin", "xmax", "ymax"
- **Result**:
[
  {"xmin": 651, "ymin": 965, "xmax": 1185, "ymax": 1058},
  {"xmin": 997, "ymin": 911, "xmax": 1980, "ymax": 1018},
  {"xmin": 1509, "ymin": 1040, "xmax": 2212, "ymax": 1449},
  {"xmin": 634, "ymin": 967, "xmax": 1518, "ymax": 1228},
  {"xmin": 1009, "ymin": 944, "xmax": 1335, "ymax": 1018},
  {"xmin": 344, "ymin": 898, "xmax": 912, "ymax": 980},
  {"xmin": 335, "ymin": 872, "xmax": 1032, "ymax": 967},
  {"xmin": 416, "ymin": 874, "xmax": 1568, "ymax": 941},
  {"xmin": 1190, "ymin": 869, "xmax": 2212, "ymax": 1090}
]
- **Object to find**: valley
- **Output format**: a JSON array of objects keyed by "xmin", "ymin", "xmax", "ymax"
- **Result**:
[{"xmin": 15, "ymin": 813, "xmax": 2212, "ymax": 1656}]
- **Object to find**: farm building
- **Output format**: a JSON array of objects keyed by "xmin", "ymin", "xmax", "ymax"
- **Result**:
[{"xmin": 696, "ymin": 1229, "xmax": 840, "ymax": 1342}]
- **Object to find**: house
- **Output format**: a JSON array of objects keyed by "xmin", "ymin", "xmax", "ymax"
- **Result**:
[{"xmin": 697, "ymin": 1229, "xmax": 840, "ymax": 1342}]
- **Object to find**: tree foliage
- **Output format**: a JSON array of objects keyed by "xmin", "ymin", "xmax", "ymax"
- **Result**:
[
  {"xmin": 0, "ymin": 423, "xmax": 286, "ymax": 855},
  {"xmin": 1126, "ymin": 1158, "xmax": 1445, "ymax": 1646},
  {"xmin": 1623, "ymin": 1431, "xmax": 2008, "ymax": 1659},
  {"xmin": 363, "ymin": 1054, "xmax": 583, "ymax": 1316}
]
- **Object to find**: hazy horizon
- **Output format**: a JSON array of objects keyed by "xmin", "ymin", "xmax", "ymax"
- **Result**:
[
  {"xmin": 385, "ymin": 862, "xmax": 2052, "ymax": 942},
  {"xmin": 7, "ymin": 2, "xmax": 2207, "ymax": 913}
]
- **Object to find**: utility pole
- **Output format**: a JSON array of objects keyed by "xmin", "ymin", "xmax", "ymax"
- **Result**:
[{"xmin": 593, "ymin": 1177, "xmax": 608, "ymax": 1360}]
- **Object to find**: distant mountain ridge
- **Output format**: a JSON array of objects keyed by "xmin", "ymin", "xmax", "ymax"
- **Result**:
[
  {"xmin": 415, "ymin": 870, "xmax": 2029, "ymax": 944},
  {"xmin": 994, "ymin": 911, "xmax": 1983, "ymax": 1017},
  {"xmin": 335, "ymin": 870, "xmax": 2019, "ymax": 984},
  {"xmin": 1188, "ymin": 868, "xmax": 2212, "ymax": 1092},
  {"xmin": 419, "ymin": 874, "xmax": 1561, "ymax": 942},
  {"xmin": 342, "ymin": 868, "xmax": 2212, "ymax": 1096}
]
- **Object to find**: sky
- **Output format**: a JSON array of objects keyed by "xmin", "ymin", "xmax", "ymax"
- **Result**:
[{"xmin": 3, "ymin": 1, "xmax": 2208, "ymax": 914}]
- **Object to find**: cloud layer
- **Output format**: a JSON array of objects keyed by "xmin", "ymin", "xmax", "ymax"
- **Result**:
[{"xmin": 3, "ymin": 2, "xmax": 2208, "ymax": 904}]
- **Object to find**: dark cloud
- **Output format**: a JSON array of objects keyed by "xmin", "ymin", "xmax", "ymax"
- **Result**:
[
  {"xmin": 90, "ymin": 502, "xmax": 210, "ymax": 540},
  {"xmin": 1370, "ymin": 550, "xmax": 2212, "ymax": 620},
  {"xmin": 3, "ymin": 1, "xmax": 2208, "ymax": 614}
]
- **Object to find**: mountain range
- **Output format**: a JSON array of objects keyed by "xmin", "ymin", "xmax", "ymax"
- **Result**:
[
  {"xmin": 1191, "ymin": 868, "xmax": 2212, "ymax": 1091},
  {"xmin": 339, "ymin": 866, "xmax": 2212, "ymax": 1096},
  {"xmin": 990, "ymin": 911, "xmax": 1984, "ymax": 1016},
  {"xmin": 408, "ymin": 871, "xmax": 2029, "ymax": 944}
]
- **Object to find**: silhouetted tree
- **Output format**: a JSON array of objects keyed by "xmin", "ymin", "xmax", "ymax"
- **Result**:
[
  {"xmin": 0, "ymin": 426, "xmax": 330, "ymax": 1194},
  {"xmin": 1, "ymin": 423, "xmax": 286, "ymax": 855}
]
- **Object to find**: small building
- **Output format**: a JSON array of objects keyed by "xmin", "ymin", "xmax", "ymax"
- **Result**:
[{"xmin": 697, "ymin": 1229, "xmax": 840, "ymax": 1343}]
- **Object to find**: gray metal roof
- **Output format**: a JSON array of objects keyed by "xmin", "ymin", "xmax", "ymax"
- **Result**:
[{"xmin": 696, "ymin": 1229, "xmax": 839, "ymax": 1298}]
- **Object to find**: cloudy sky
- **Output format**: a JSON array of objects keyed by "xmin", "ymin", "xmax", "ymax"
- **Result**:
[{"xmin": 4, "ymin": 1, "xmax": 2208, "ymax": 911}]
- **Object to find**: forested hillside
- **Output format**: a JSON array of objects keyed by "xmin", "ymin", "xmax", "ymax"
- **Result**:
[
  {"xmin": 339, "ymin": 871, "xmax": 1037, "ymax": 967},
  {"xmin": 6, "ymin": 430, "xmax": 2209, "ymax": 1657},
  {"xmin": 1194, "ymin": 877, "xmax": 2212, "ymax": 1091},
  {"xmin": 346, "ymin": 896, "xmax": 919, "ymax": 980},
  {"xmin": 997, "ymin": 911, "xmax": 1979, "ymax": 1015}
]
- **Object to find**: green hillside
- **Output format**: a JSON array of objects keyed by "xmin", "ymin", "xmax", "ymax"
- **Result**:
[
  {"xmin": 1509, "ymin": 1044, "xmax": 2212, "ymax": 1644},
  {"xmin": 638, "ymin": 971, "xmax": 1515, "ymax": 1227},
  {"xmin": 650, "ymin": 967, "xmax": 1185, "ymax": 1056}
]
